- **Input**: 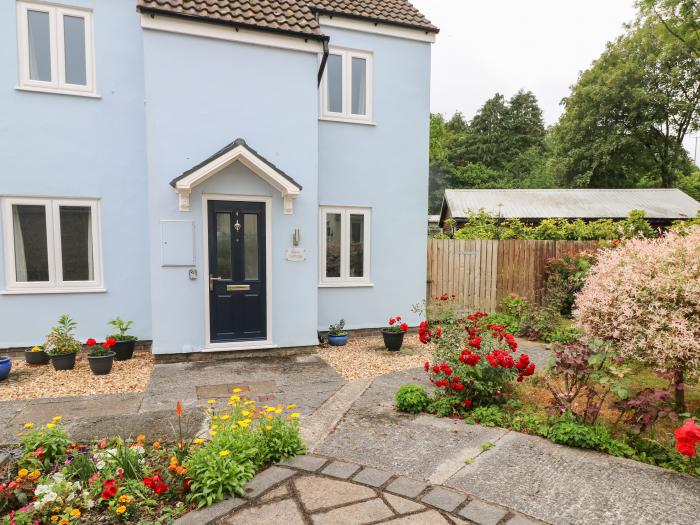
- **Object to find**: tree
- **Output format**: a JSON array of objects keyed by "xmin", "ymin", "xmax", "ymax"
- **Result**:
[
  {"xmin": 574, "ymin": 228, "xmax": 700, "ymax": 411},
  {"xmin": 638, "ymin": 0, "xmax": 700, "ymax": 57},
  {"xmin": 551, "ymin": 20, "xmax": 700, "ymax": 188}
]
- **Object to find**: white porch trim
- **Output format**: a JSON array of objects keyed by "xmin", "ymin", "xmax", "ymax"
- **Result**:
[{"xmin": 318, "ymin": 15, "xmax": 437, "ymax": 43}]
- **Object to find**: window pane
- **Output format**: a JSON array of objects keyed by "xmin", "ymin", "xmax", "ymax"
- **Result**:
[
  {"xmin": 216, "ymin": 213, "xmax": 232, "ymax": 280},
  {"xmin": 327, "ymin": 54, "xmax": 343, "ymax": 113},
  {"xmin": 349, "ymin": 214, "xmax": 365, "ymax": 277},
  {"xmin": 244, "ymin": 214, "xmax": 259, "ymax": 281},
  {"xmin": 59, "ymin": 206, "xmax": 93, "ymax": 281},
  {"xmin": 12, "ymin": 205, "xmax": 49, "ymax": 282},
  {"xmin": 351, "ymin": 57, "xmax": 367, "ymax": 115},
  {"xmin": 28, "ymin": 10, "xmax": 51, "ymax": 81},
  {"xmin": 325, "ymin": 213, "xmax": 341, "ymax": 278},
  {"xmin": 63, "ymin": 15, "xmax": 86, "ymax": 85}
]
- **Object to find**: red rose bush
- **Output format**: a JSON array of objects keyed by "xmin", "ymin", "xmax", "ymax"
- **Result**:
[{"xmin": 420, "ymin": 310, "xmax": 535, "ymax": 410}]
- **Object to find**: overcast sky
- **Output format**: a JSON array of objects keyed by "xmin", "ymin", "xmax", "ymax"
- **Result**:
[{"xmin": 410, "ymin": 0, "xmax": 698, "ymax": 160}]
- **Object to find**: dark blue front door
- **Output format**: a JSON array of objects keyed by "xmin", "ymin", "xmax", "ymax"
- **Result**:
[{"xmin": 208, "ymin": 200, "xmax": 266, "ymax": 343}]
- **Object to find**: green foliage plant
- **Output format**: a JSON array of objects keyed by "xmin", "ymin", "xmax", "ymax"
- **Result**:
[
  {"xmin": 328, "ymin": 319, "xmax": 347, "ymax": 336},
  {"xmin": 44, "ymin": 314, "xmax": 82, "ymax": 356},
  {"xmin": 107, "ymin": 316, "xmax": 138, "ymax": 342},
  {"xmin": 19, "ymin": 420, "xmax": 71, "ymax": 468},
  {"xmin": 395, "ymin": 385, "xmax": 431, "ymax": 414},
  {"xmin": 464, "ymin": 405, "xmax": 510, "ymax": 427}
]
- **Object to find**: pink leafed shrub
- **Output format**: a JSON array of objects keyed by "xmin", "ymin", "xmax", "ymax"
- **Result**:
[{"xmin": 573, "ymin": 227, "xmax": 700, "ymax": 407}]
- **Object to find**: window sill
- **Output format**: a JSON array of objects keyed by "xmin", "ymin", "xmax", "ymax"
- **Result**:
[
  {"xmin": 1, "ymin": 287, "xmax": 107, "ymax": 295},
  {"xmin": 319, "ymin": 116, "xmax": 376, "ymax": 126},
  {"xmin": 15, "ymin": 86, "xmax": 101, "ymax": 99},
  {"xmin": 318, "ymin": 282, "xmax": 374, "ymax": 288}
]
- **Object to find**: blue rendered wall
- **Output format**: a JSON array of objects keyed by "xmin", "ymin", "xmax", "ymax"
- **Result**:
[
  {"xmin": 142, "ymin": 29, "xmax": 320, "ymax": 353},
  {"xmin": 317, "ymin": 27, "xmax": 431, "ymax": 330},
  {"xmin": 0, "ymin": 0, "xmax": 151, "ymax": 347}
]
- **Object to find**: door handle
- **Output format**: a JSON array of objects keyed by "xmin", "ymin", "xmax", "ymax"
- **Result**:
[{"xmin": 209, "ymin": 275, "xmax": 223, "ymax": 292}]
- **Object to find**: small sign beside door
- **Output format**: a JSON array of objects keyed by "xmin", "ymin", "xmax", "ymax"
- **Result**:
[{"xmin": 285, "ymin": 247, "xmax": 306, "ymax": 262}]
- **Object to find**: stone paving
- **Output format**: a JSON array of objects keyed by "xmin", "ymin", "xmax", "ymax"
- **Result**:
[{"xmin": 174, "ymin": 454, "xmax": 542, "ymax": 525}]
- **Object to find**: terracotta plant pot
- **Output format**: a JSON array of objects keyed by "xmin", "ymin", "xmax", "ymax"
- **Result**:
[
  {"xmin": 50, "ymin": 352, "xmax": 77, "ymax": 371},
  {"xmin": 113, "ymin": 340, "xmax": 136, "ymax": 361},
  {"xmin": 0, "ymin": 356, "xmax": 12, "ymax": 381},
  {"xmin": 327, "ymin": 334, "xmax": 349, "ymax": 346},
  {"xmin": 25, "ymin": 350, "xmax": 50, "ymax": 365},
  {"xmin": 381, "ymin": 330, "xmax": 405, "ymax": 352},
  {"xmin": 88, "ymin": 352, "xmax": 116, "ymax": 375}
]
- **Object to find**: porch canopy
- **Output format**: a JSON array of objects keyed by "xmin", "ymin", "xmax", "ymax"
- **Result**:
[{"xmin": 170, "ymin": 138, "xmax": 302, "ymax": 213}]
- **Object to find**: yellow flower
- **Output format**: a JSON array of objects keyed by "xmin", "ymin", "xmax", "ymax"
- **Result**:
[
  {"xmin": 241, "ymin": 410, "xmax": 250, "ymax": 417},
  {"xmin": 210, "ymin": 424, "xmax": 219, "ymax": 430},
  {"xmin": 116, "ymin": 505, "xmax": 127, "ymax": 515},
  {"xmin": 194, "ymin": 438, "xmax": 204, "ymax": 444},
  {"xmin": 232, "ymin": 388, "xmax": 242, "ymax": 393},
  {"xmin": 265, "ymin": 425, "xmax": 272, "ymax": 431},
  {"xmin": 290, "ymin": 413, "xmax": 300, "ymax": 419},
  {"xmin": 274, "ymin": 408, "xmax": 282, "ymax": 414},
  {"xmin": 238, "ymin": 420, "xmax": 250, "ymax": 429},
  {"xmin": 28, "ymin": 470, "xmax": 40, "ymax": 480},
  {"xmin": 230, "ymin": 395, "xmax": 240, "ymax": 402},
  {"xmin": 31, "ymin": 346, "xmax": 42, "ymax": 352},
  {"xmin": 52, "ymin": 507, "xmax": 61, "ymax": 513},
  {"xmin": 266, "ymin": 407, "xmax": 275, "ymax": 413},
  {"xmin": 46, "ymin": 423, "xmax": 56, "ymax": 429},
  {"xmin": 52, "ymin": 416, "xmax": 62, "ymax": 421},
  {"xmin": 70, "ymin": 509, "xmax": 81, "ymax": 518},
  {"xmin": 287, "ymin": 404, "xmax": 296, "ymax": 410},
  {"xmin": 50, "ymin": 516, "xmax": 59, "ymax": 523},
  {"xmin": 207, "ymin": 399, "xmax": 216, "ymax": 405},
  {"xmin": 212, "ymin": 415, "xmax": 219, "ymax": 420},
  {"xmin": 221, "ymin": 414, "xmax": 230, "ymax": 421},
  {"xmin": 267, "ymin": 415, "xmax": 274, "ymax": 421},
  {"xmin": 18, "ymin": 468, "xmax": 28, "ymax": 478},
  {"xmin": 219, "ymin": 450, "xmax": 230, "ymax": 457},
  {"xmin": 59, "ymin": 519, "xmax": 69, "ymax": 525},
  {"xmin": 209, "ymin": 430, "xmax": 217, "ymax": 436},
  {"xmin": 23, "ymin": 423, "xmax": 34, "ymax": 429},
  {"xmin": 119, "ymin": 495, "xmax": 132, "ymax": 503}
]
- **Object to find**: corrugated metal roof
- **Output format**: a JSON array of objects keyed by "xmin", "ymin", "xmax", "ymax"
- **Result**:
[{"xmin": 442, "ymin": 189, "xmax": 700, "ymax": 221}]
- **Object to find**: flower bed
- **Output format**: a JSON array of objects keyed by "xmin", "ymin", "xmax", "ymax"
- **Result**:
[
  {"xmin": 0, "ymin": 353, "xmax": 153, "ymax": 402},
  {"xmin": 396, "ymin": 297, "xmax": 700, "ymax": 477},
  {"xmin": 0, "ymin": 393, "xmax": 304, "ymax": 524}
]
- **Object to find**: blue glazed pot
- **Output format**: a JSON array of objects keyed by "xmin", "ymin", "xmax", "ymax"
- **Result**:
[
  {"xmin": 327, "ymin": 334, "xmax": 349, "ymax": 346},
  {"xmin": 0, "ymin": 356, "xmax": 12, "ymax": 381}
]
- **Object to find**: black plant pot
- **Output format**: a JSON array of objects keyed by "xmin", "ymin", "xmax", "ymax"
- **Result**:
[
  {"xmin": 25, "ymin": 350, "xmax": 50, "ymax": 365},
  {"xmin": 50, "ymin": 352, "xmax": 77, "ymax": 371},
  {"xmin": 88, "ymin": 352, "xmax": 116, "ymax": 375},
  {"xmin": 381, "ymin": 330, "xmax": 405, "ymax": 352},
  {"xmin": 113, "ymin": 341, "xmax": 135, "ymax": 361}
]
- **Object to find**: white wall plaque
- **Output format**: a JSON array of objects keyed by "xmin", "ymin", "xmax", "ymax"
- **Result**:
[{"xmin": 285, "ymin": 247, "xmax": 306, "ymax": 262}]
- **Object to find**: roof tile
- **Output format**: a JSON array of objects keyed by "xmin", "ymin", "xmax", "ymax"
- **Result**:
[{"xmin": 137, "ymin": 0, "xmax": 437, "ymax": 37}]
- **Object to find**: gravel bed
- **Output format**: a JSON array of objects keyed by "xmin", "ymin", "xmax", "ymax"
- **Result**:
[
  {"xmin": 0, "ymin": 352, "xmax": 153, "ymax": 401},
  {"xmin": 318, "ymin": 333, "xmax": 431, "ymax": 380}
]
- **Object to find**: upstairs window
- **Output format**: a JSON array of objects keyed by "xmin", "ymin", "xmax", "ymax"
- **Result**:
[
  {"xmin": 2, "ymin": 197, "xmax": 103, "ymax": 292},
  {"xmin": 16, "ymin": 1, "xmax": 96, "ymax": 96},
  {"xmin": 319, "ymin": 207, "xmax": 371, "ymax": 286},
  {"xmin": 321, "ymin": 48, "xmax": 373, "ymax": 123}
]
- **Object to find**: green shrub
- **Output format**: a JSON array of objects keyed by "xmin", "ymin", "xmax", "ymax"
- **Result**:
[
  {"xmin": 482, "ymin": 312, "xmax": 520, "ymax": 335},
  {"xmin": 544, "ymin": 325, "xmax": 583, "ymax": 344},
  {"xmin": 19, "ymin": 420, "xmax": 71, "ymax": 468},
  {"xmin": 428, "ymin": 393, "xmax": 463, "ymax": 417},
  {"xmin": 464, "ymin": 406, "xmax": 510, "ymax": 427},
  {"xmin": 546, "ymin": 416, "xmax": 632, "ymax": 457},
  {"xmin": 63, "ymin": 450, "xmax": 97, "ymax": 483},
  {"xmin": 258, "ymin": 417, "xmax": 306, "ymax": 465},
  {"xmin": 395, "ymin": 384, "xmax": 431, "ymax": 414}
]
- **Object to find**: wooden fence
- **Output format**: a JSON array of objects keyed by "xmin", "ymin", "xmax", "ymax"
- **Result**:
[{"xmin": 426, "ymin": 239, "xmax": 599, "ymax": 312}]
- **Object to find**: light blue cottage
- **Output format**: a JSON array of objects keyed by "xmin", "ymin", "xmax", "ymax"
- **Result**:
[{"xmin": 0, "ymin": 0, "xmax": 437, "ymax": 354}]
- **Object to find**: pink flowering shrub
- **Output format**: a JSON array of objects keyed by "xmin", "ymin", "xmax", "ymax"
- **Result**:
[{"xmin": 574, "ymin": 227, "xmax": 700, "ymax": 409}]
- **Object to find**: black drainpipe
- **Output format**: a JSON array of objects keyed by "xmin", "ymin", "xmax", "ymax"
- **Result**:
[{"xmin": 317, "ymin": 36, "xmax": 330, "ymax": 86}]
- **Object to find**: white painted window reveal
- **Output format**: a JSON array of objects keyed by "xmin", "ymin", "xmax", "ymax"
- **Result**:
[
  {"xmin": 1, "ymin": 197, "xmax": 103, "ymax": 292},
  {"xmin": 320, "ymin": 47, "xmax": 373, "ymax": 123},
  {"xmin": 16, "ymin": 1, "xmax": 96, "ymax": 96},
  {"xmin": 319, "ymin": 207, "xmax": 371, "ymax": 286}
]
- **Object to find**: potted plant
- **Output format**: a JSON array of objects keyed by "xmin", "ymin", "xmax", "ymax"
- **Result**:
[
  {"xmin": 107, "ymin": 316, "xmax": 138, "ymax": 361},
  {"xmin": 0, "ymin": 356, "xmax": 12, "ymax": 381},
  {"xmin": 381, "ymin": 316, "xmax": 409, "ymax": 352},
  {"xmin": 24, "ymin": 345, "xmax": 50, "ymax": 365},
  {"xmin": 327, "ymin": 319, "xmax": 349, "ymax": 346},
  {"xmin": 45, "ymin": 314, "xmax": 82, "ymax": 371},
  {"xmin": 86, "ymin": 337, "xmax": 117, "ymax": 375}
]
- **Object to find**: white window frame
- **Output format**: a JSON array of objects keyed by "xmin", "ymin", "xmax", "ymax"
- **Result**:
[
  {"xmin": 16, "ymin": 1, "xmax": 97, "ymax": 97},
  {"xmin": 1, "ymin": 197, "xmax": 104, "ymax": 293},
  {"xmin": 319, "ymin": 206, "xmax": 372, "ymax": 287},
  {"xmin": 320, "ymin": 47, "xmax": 373, "ymax": 124}
]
